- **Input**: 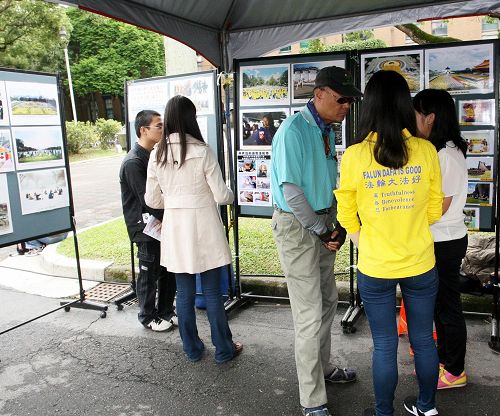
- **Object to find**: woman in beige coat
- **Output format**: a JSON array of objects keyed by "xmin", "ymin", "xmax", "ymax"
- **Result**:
[{"xmin": 145, "ymin": 95, "xmax": 242, "ymax": 363}]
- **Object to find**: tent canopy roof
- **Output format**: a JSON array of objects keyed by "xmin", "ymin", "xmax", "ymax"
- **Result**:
[{"xmin": 58, "ymin": 0, "xmax": 500, "ymax": 68}]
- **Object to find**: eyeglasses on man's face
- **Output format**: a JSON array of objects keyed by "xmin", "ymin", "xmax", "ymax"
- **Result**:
[
  {"xmin": 144, "ymin": 124, "xmax": 163, "ymax": 130},
  {"xmin": 322, "ymin": 88, "xmax": 356, "ymax": 105}
]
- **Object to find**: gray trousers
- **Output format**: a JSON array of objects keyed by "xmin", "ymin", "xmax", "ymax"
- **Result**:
[{"xmin": 272, "ymin": 209, "xmax": 338, "ymax": 408}]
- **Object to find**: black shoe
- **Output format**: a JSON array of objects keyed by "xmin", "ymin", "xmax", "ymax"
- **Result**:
[
  {"xmin": 362, "ymin": 408, "xmax": 375, "ymax": 416},
  {"xmin": 403, "ymin": 396, "xmax": 439, "ymax": 416}
]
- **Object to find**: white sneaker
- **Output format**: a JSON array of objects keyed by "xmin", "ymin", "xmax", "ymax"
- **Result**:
[
  {"xmin": 146, "ymin": 318, "xmax": 173, "ymax": 332},
  {"xmin": 169, "ymin": 314, "xmax": 178, "ymax": 326}
]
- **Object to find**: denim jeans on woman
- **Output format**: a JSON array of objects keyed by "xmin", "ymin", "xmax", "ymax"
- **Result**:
[
  {"xmin": 175, "ymin": 266, "xmax": 234, "ymax": 363},
  {"xmin": 357, "ymin": 267, "xmax": 439, "ymax": 416}
]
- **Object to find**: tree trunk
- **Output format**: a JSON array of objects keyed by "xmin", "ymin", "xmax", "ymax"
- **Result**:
[{"xmin": 395, "ymin": 23, "xmax": 461, "ymax": 44}]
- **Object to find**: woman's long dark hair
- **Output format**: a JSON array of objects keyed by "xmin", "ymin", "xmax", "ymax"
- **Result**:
[
  {"xmin": 156, "ymin": 95, "xmax": 204, "ymax": 167},
  {"xmin": 413, "ymin": 89, "xmax": 467, "ymax": 157},
  {"xmin": 358, "ymin": 70, "xmax": 416, "ymax": 169}
]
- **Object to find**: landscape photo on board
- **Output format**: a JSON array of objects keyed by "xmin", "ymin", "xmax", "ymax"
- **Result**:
[
  {"xmin": 13, "ymin": 126, "xmax": 64, "ymax": 170},
  {"xmin": 426, "ymin": 43, "xmax": 493, "ymax": 94},
  {"xmin": 6, "ymin": 80, "xmax": 60, "ymax": 125}
]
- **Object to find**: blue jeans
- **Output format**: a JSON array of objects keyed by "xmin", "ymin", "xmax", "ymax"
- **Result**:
[
  {"xmin": 357, "ymin": 268, "xmax": 439, "ymax": 416},
  {"xmin": 175, "ymin": 266, "xmax": 234, "ymax": 363}
]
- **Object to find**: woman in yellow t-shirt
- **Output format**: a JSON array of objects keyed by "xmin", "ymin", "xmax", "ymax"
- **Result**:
[{"xmin": 335, "ymin": 71, "xmax": 443, "ymax": 416}]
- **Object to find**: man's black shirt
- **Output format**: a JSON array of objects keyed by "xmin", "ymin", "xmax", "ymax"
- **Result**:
[{"xmin": 119, "ymin": 143, "xmax": 163, "ymax": 242}]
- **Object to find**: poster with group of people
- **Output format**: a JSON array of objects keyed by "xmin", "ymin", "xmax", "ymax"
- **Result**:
[{"xmin": 0, "ymin": 71, "xmax": 70, "ymax": 243}]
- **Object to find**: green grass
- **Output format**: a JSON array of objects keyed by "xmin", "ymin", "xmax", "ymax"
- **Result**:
[
  {"xmin": 57, "ymin": 216, "xmax": 352, "ymax": 280},
  {"xmin": 69, "ymin": 148, "xmax": 123, "ymax": 163},
  {"xmin": 58, "ymin": 218, "xmax": 131, "ymax": 266},
  {"xmin": 19, "ymin": 155, "xmax": 61, "ymax": 163}
]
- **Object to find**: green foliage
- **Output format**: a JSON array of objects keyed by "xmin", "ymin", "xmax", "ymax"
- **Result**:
[
  {"xmin": 301, "ymin": 38, "xmax": 386, "ymax": 54},
  {"xmin": 343, "ymin": 30, "xmax": 374, "ymax": 42},
  {"xmin": 94, "ymin": 118, "xmax": 122, "ymax": 149},
  {"xmin": 0, "ymin": 0, "xmax": 71, "ymax": 72},
  {"xmin": 65, "ymin": 121, "xmax": 97, "ymax": 154},
  {"xmin": 67, "ymin": 8, "xmax": 166, "ymax": 97}
]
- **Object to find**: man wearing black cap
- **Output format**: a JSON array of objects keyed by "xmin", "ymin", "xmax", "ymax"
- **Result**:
[{"xmin": 270, "ymin": 66, "xmax": 362, "ymax": 416}]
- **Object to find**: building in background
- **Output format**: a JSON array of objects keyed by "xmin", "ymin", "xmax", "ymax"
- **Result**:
[{"xmin": 266, "ymin": 16, "xmax": 499, "ymax": 56}]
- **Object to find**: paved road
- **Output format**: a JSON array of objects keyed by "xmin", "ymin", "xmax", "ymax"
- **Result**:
[
  {"xmin": 1, "ymin": 291, "xmax": 499, "ymax": 416},
  {"xmin": 0, "ymin": 154, "xmax": 124, "ymax": 260}
]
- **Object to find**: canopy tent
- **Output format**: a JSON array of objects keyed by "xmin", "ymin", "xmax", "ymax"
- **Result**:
[{"xmin": 54, "ymin": 0, "xmax": 500, "ymax": 69}]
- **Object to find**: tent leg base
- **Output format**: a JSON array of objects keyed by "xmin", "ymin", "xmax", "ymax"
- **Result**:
[{"xmin": 60, "ymin": 299, "xmax": 108, "ymax": 318}]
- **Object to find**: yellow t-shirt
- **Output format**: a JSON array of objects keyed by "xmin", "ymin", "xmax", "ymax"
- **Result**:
[{"xmin": 334, "ymin": 130, "xmax": 443, "ymax": 278}]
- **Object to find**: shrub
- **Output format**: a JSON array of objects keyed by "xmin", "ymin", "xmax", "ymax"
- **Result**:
[
  {"xmin": 65, "ymin": 121, "xmax": 97, "ymax": 154},
  {"xmin": 95, "ymin": 118, "xmax": 123, "ymax": 150}
]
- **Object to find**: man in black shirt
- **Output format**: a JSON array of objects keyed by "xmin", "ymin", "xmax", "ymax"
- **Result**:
[{"xmin": 120, "ymin": 110, "xmax": 177, "ymax": 331}]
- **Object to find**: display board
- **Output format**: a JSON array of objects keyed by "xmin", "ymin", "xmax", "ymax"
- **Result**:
[
  {"xmin": 234, "ymin": 40, "xmax": 498, "ymax": 232},
  {"xmin": 125, "ymin": 70, "xmax": 221, "ymax": 156},
  {"xmin": 0, "ymin": 69, "xmax": 72, "ymax": 248},
  {"xmin": 234, "ymin": 52, "xmax": 352, "ymax": 217},
  {"xmin": 359, "ymin": 40, "xmax": 497, "ymax": 232}
]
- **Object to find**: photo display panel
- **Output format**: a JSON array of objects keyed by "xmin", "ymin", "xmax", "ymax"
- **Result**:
[
  {"xmin": 0, "ymin": 69, "xmax": 72, "ymax": 247},
  {"xmin": 358, "ymin": 40, "xmax": 498, "ymax": 232},
  {"xmin": 235, "ymin": 53, "xmax": 349, "ymax": 218},
  {"xmin": 125, "ymin": 70, "xmax": 220, "ymax": 155}
]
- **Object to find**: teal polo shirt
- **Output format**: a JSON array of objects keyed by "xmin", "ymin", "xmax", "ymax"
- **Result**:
[{"xmin": 271, "ymin": 105, "xmax": 338, "ymax": 212}]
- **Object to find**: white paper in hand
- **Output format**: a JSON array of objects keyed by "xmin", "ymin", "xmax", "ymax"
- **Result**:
[{"xmin": 143, "ymin": 215, "xmax": 162, "ymax": 241}]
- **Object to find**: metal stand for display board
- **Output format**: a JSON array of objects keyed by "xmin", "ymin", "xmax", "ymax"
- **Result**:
[
  {"xmin": 114, "ymin": 242, "xmax": 137, "ymax": 310},
  {"xmin": 59, "ymin": 222, "xmax": 109, "ymax": 318},
  {"xmin": 340, "ymin": 243, "xmax": 363, "ymax": 334}
]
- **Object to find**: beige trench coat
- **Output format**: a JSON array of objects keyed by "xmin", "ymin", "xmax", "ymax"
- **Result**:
[{"xmin": 145, "ymin": 133, "xmax": 233, "ymax": 274}]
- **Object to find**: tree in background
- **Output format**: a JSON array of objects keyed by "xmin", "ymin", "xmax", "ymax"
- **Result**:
[
  {"xmin": 67, "ymin": 8, "xmax": 165, "ymax": 119},
  {"xmin": 0, "ymin": 0, "xmax": 70, "ymax": 72},
  {"xmin": 301, "ymin": 31, "xmax": 386, "ymax": 54}
]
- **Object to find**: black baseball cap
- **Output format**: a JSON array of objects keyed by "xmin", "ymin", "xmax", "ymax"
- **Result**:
[{"xmin": 314, "ymin": 66, "xmax": 363, "ymax": 97}]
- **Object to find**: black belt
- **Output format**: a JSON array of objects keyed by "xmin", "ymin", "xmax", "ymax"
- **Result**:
[{"xmin": 315, "ymin": 208, "xmax": 330, "ymax": 215}]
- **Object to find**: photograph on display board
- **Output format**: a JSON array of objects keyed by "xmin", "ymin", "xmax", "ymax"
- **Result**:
[
  {"xmin": 425, "ymin": 43, "xmax": 494, "ymax": 94},
  {"xmin": 238, "ymin": 174, "xmax": 257, "ymax": 191},
  {"xmin": 169, "ymin": 76, "xmax": 214, "ymax": 115},
  {"xmin": 462, "ymin": 130, "xmax": 494, "ymax": 155},
  {"xmin": 240, "ymin": 64, "xmax": 289, "ymax": 106},
  {"xmin": 0, "ymin": 174, "xmax": 13, "ymax": 235},
  {"xmin": 0, "ymin": 81, "xmax": 9, "ymax": 126},
  {"xmin": 0, "ymin": 129, "xmax": 14, "ymax": 173},
  {"xmin": 463, "ymin": 207, "xmax": 480, "ymax": 230},
  {"xmin": 239, "ymin": 190, "xmax": 254, "ymax": 204},
  {"xmin": 361, "ymin": 50, "xmax": 423, "ymax": 94},
  {"xmin": 332, "ymin": 122, "xmax": 346, "ymax": 150},
  {"xmin": 240, "ymin": 109, "xmax": 288, "ymax": 148},
  {"xmin": 466, "ymin": 182, "xmax": 492, "ymax": 205},
  {"xmin": 6, "ymin": 81, "xmax": 60, "ymax": 125},
  {"xmin": 13, "ymin": 126, "xmax": 64, "ymax": 171},
  {"xmin": 127, "ymin": 80, "xmax": 169, "ymax": 117},
  {"xmin": 458, "ymin": 99, "xmax": 494, "ymax": 126},
  {"xmin": 253, "ymin": 191, "xmax": 271, "ymax": 205},
  {"xmin": 292, "ymin": 60, "xmax": 344, "ymax": 103},
  {"xmin": 18, "ymin": 168, "xmax": 69, "ymax": 215},
  {"xmin": 466, "ymin": 156, "xmax": 493, "ymax": 181}
]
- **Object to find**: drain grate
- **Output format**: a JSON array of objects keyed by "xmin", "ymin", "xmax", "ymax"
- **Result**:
[{"xmin": 84, "ymin": 282, "xmax": 131, "ymax": 302}]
